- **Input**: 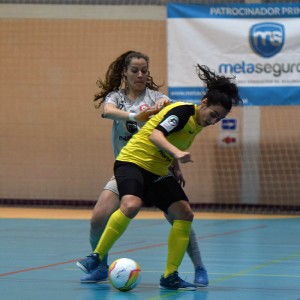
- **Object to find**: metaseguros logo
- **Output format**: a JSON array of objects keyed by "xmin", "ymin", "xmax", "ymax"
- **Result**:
[
  {"xmin": 249, "ymin": 22, "xmax": 285, "ymax": 58},
  {"xmin": 218, "ymin": 22, "xmax": 300, "ymax": 77}
]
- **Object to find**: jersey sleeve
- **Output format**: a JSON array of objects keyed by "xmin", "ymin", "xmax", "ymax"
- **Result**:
[
  {"xmin": 104, "ymin": 91, "xmax": 123, "ymax": 107},
  {"xmin": 154, "ymin": 91, "xmax": 172, "ymax": 103},
  {"xmin": 155, "ymin": 105, "xmax": 195, "ymax": 136},
  {"xmin": 147, "ymin": 89, "xmax": 172, "ymax": 106}
]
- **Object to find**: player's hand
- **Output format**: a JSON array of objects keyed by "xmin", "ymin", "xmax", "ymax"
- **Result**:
[
  {"xmin": 175, "ymin": 151, "xmax": 193, "ymax": 164},
  {"xmin": 173, "ymin": 169, "xmax": 186, "ymax": 187},
  {"xmin": 135, "ymin": 107, "xmax": 160, "ymax": 122},
  {"xmin": 170, "ymin": 160, "xmax": 186, "ymax": 187},
  {"xmin": 153, "ymin": 98, "xmax": 172, "ymax": 110}
]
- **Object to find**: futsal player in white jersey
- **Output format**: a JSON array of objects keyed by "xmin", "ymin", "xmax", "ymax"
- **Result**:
[{"xmin": 80, "ymin": 51, "xmax": 208, "ymax": 286}]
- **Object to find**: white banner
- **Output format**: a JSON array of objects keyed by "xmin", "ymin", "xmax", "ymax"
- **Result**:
[{"xmin": 167, "ymin": 3, "xmax": 300, "ymax": 105}]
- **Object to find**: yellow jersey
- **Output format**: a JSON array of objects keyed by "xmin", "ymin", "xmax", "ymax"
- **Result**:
[{"xmin": 116, "ymin": 102, "xmax": 203, "ymax": 176}]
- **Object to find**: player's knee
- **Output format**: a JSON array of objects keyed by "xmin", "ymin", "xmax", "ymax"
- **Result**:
[
  {"xmin": 180, "ymin": 208, "xmax": 194, "ymax": 221},
  {"xmin": 120, "ymin": 196, "xmax": 143, "ymax": 218},
  {"xmin": 188, "ymin": 209, "xmax": 194, "ymax": 221},
  {"xmin": 168, "ymin": 201, "xmax": 194, "ymax": 221}
]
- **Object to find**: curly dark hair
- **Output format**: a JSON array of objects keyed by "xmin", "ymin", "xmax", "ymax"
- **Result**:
[
  {"xmin": 196, "ymin": 64, "xmax": 242, "ymax": 111},
  {"xmin": 94, "ymin": 50, "xmax": 162, "ymax": 108}
]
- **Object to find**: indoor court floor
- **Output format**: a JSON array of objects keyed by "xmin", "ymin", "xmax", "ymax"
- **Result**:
[{"xmin": 0, "ymin": 207, "xmax": 299, "ymax": 300}]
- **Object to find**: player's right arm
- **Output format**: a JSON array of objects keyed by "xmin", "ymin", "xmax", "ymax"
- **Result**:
[
  {"xmin": 102, "ymin": 103, "xmax": 132, "ymax": 120},
  {"xmin": 102, "ymin": 103, "xmax": 160, "ymax": 122}
]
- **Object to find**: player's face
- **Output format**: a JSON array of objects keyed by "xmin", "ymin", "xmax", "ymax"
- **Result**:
[
  {"xmin": 197, "ymin": 99, "xmax": 229, "ymax": 127},
  {"xmin": 124, "ymin": 58, "xmax": 148, "ymax": 93}
]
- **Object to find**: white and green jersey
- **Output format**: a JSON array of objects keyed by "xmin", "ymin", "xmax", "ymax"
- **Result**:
[{"xmin": 104, "ymin": 88, "xmax": 171, "ymax": 158}]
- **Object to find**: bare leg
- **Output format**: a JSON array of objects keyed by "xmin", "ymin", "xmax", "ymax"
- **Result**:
[
  {"xmin": 89, "ymin": 189, "xmax": 120, "ymax": 268},
  {"xmin": 89, "ymin": 189, "xmax": 120, "ymax": 249}
]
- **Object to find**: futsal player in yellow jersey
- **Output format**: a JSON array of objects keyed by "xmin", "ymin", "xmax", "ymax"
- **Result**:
[{"xmin": 77, "ymin": 64, "xmax": 242, "ymax": 291}]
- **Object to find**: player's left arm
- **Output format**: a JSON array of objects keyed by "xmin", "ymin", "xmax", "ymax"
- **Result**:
[{"xmin": 149, "ymin": 129, "xmax": 192, "ymax": 163}]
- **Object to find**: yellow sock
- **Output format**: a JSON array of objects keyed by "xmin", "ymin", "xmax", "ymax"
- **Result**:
[
  {"xmin": 163, "ymin": 220, "xmax": 192, "ymax": 278},
  {"xmin": 94, "ymin": 209, "xmax": 131, "ymax": 260}
]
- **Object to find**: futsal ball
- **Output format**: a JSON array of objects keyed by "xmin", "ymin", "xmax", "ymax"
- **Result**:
[{"xmin": 108, "ymin": 258, "xmax": 141, "ymax": 292}]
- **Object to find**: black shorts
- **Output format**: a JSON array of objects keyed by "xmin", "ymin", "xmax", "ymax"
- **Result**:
[{"xmin": 114, "ymin": 161, "xmax": 189, "ymax": 213}]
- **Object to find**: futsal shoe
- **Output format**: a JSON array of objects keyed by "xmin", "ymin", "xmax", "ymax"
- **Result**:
[
  {"xmin": 159, "ymin": 271, "xmax": 197, "ymax": 291},
  {"xmin": 80, "ymin": 266, "xmax": 108, "ymax": 283},
  {"xmin": 76, "ymin": 253, "xmax": 100, "ymax": 274},
  {"xmin": 194, "ymin": 267, "xmax": 209, "ymax": 287}
]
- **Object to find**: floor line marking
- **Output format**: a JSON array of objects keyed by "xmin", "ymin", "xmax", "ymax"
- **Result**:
[
  {"xmin": 0, "ymin": 224, "xmax": 266, "ymax": 278},
  {"xmin": 211, "ymin": 251, "xmax": 300, "ymax": 284},
  {"xmin": 65, "ymin": 268, "xmax": 300, "ymax": 278},
  {"xmin": 146, "ymin": 251, "xmax": 300, "ymax": 300}
]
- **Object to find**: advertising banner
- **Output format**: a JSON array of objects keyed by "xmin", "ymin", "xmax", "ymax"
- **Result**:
[{"xmin": 167, "ymin": 3, "xmax": 300, "ymax": 105}]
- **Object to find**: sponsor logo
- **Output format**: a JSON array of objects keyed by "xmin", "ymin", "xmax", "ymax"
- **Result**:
[
  {"xmin": 219, "ymin": 61, "xmax": 300, "ymax": 77},
  {"xmin": 119, "ymin": 135, "xmax": 132, "ymax": 141},
  {"xmin": 160, "ymin": 115, "xmax": 179, "ymax": 132},
  {"xmin": 158, "ymin": 150, "xmax": 172, "ymax": 162},
  {"xmin": 126, "ymin": 121, "xmax": 138, "ymax": 134},
  {"xmin": 140, "ymin": 104, "xmax": 150, "ymax": 111},
  {"xmin": 249, "ymin": 22, "xmax": 284, "ymax": 58}
]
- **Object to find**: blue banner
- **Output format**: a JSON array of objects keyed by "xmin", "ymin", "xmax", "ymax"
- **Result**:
[{"xmin": 167, "ymin": 3, "xmax": 300, "ymax": 106}]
